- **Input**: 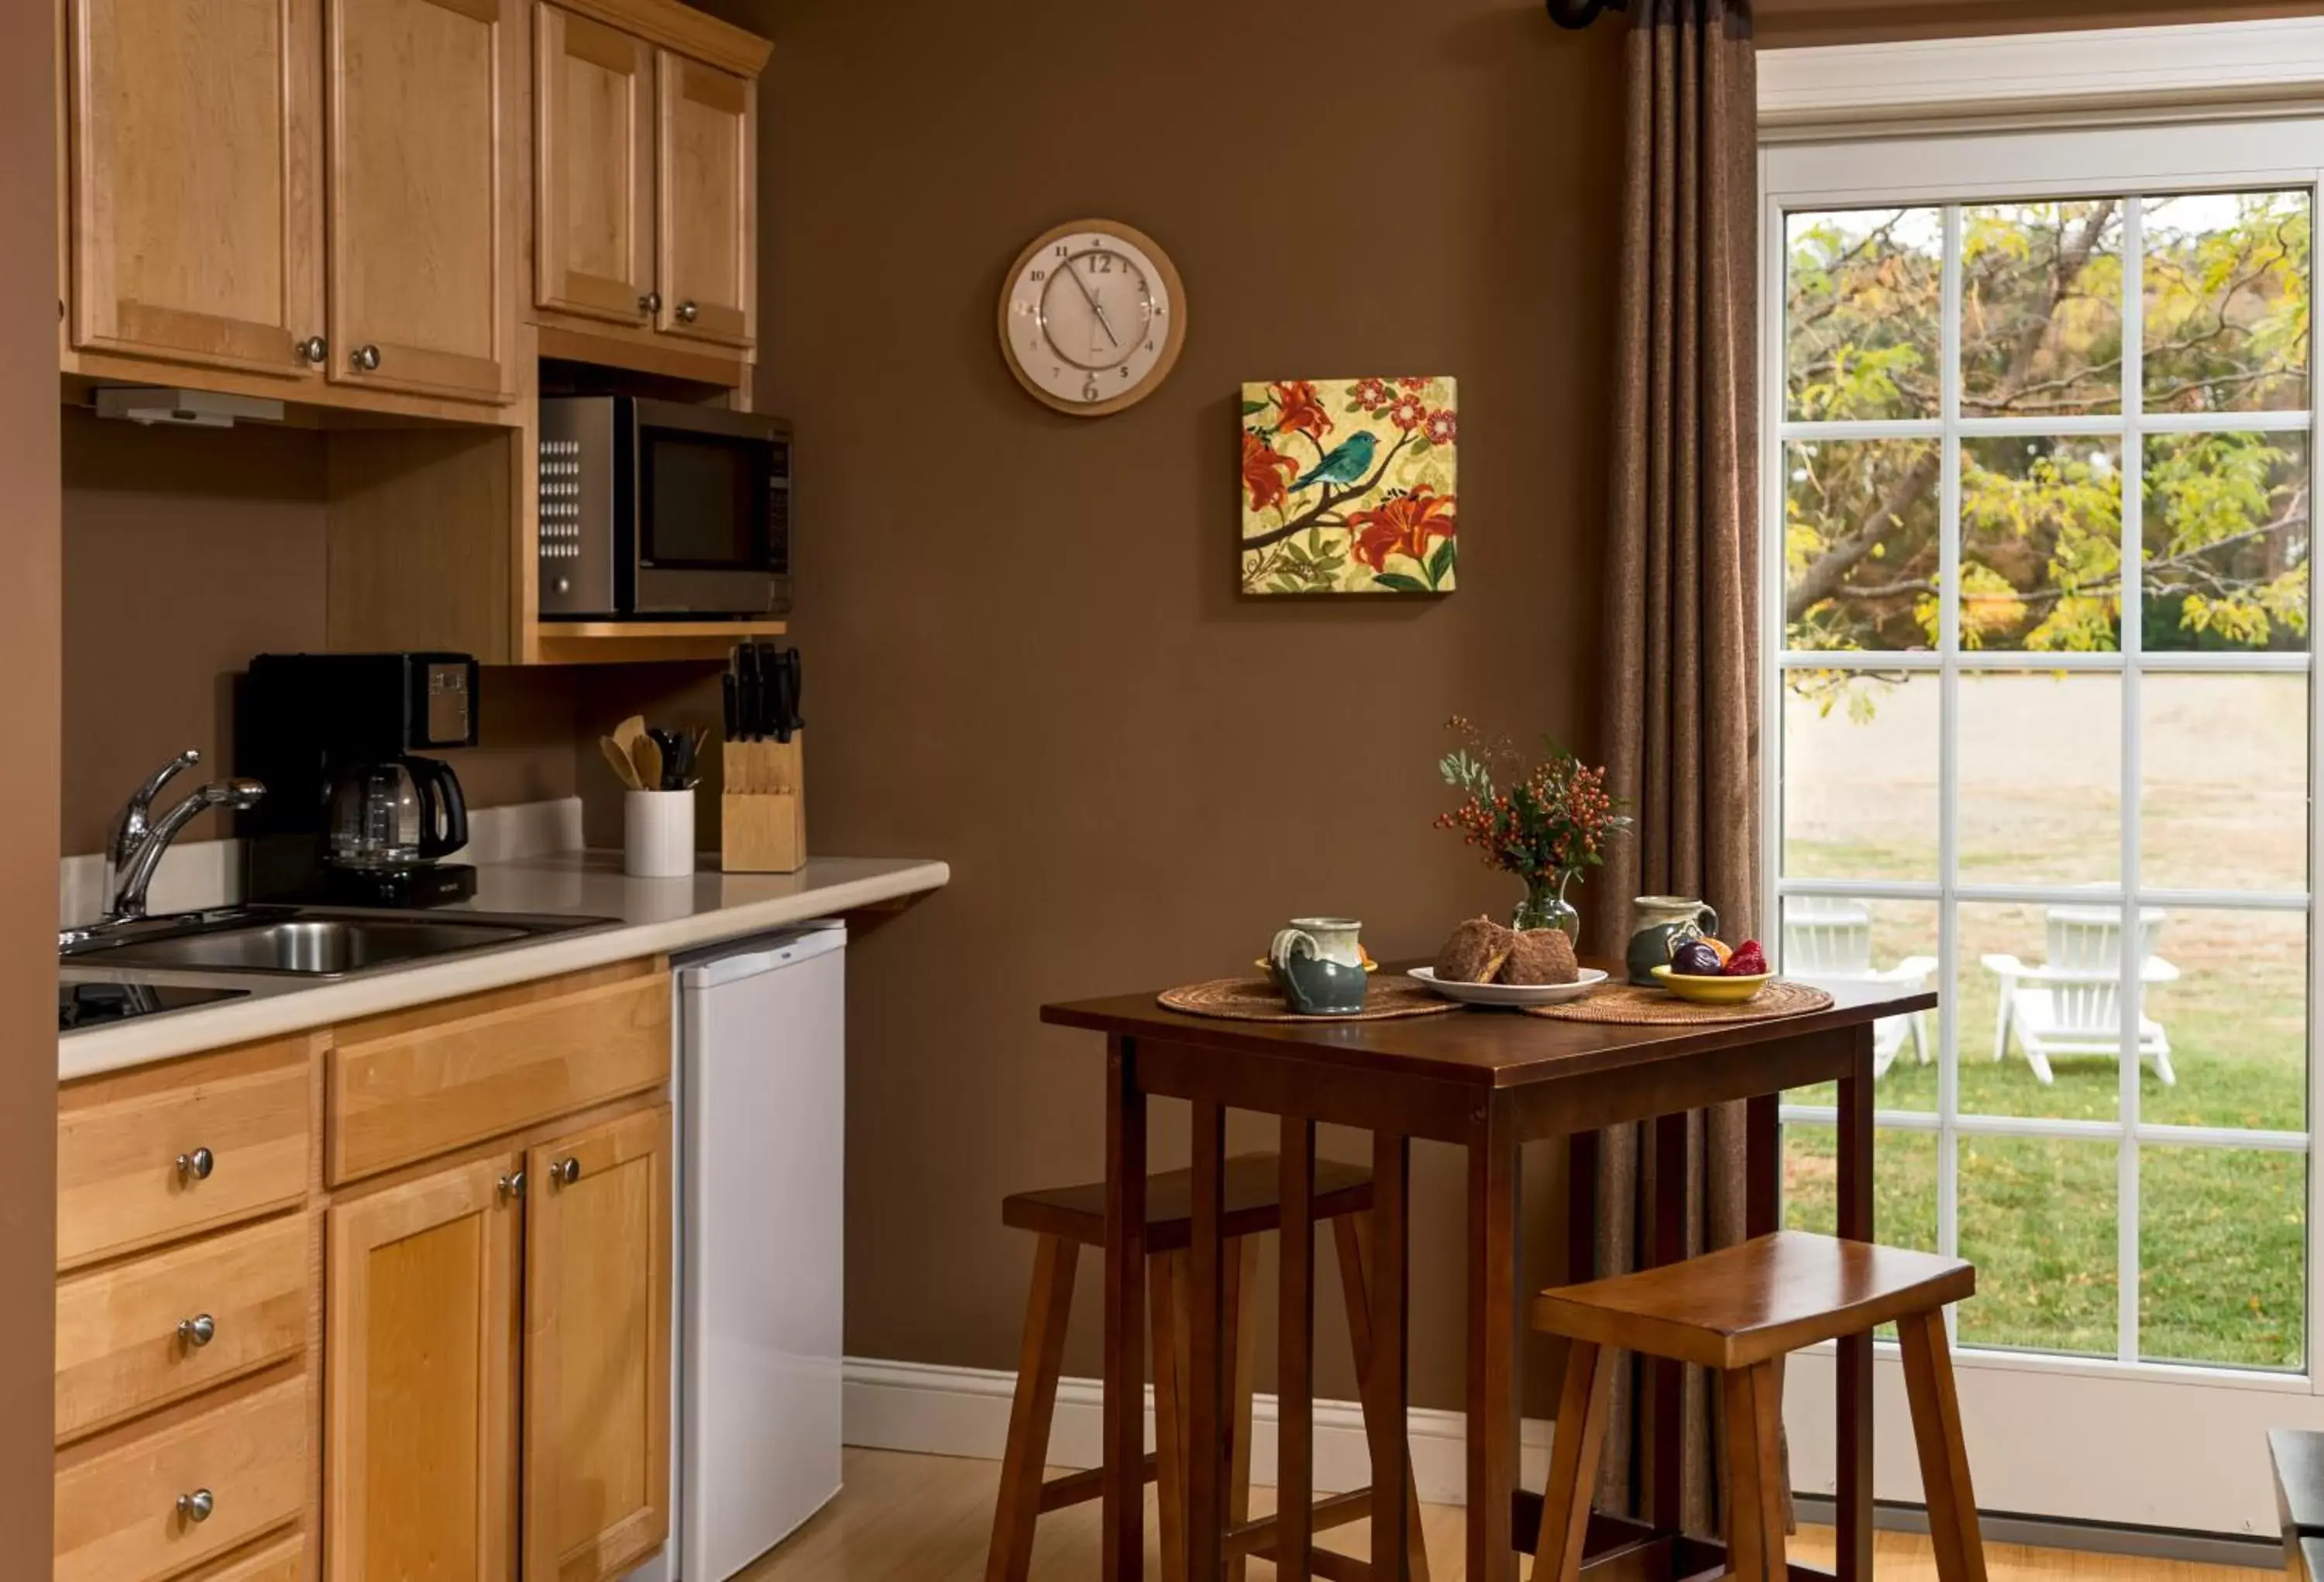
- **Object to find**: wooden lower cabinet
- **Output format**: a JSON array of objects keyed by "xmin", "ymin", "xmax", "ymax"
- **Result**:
[
  {"xmin": 525, "ymin": 1106, "xmax": 674, "ymax": 1582},
  {"xmin": 325, "ymin": 1154, "xmax": 521, "ymax": 1582},
  {"xmin": 325, "ymin": 1103, "xmax": 674, "ymax": 1582},
  {"xmin": 57, "ymin": 961, "xmax": 679, "ymax": 1582},
  {"xmin": 53, "ymin": 1371, "xmax": 310, "ymax": 1582}
]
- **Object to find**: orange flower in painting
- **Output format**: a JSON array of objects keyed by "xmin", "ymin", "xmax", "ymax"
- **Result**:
[
  {"xmin": 1267, "ymin": 380, "xmax": 1334, "ymax": 441},
  {"xmin": 1346, "ymin": 485, "xmax": 1458, "ymax": 573},
  {"xmin": 1242, "ymin": 432, "xmax": 1300, "ymax": 514}
]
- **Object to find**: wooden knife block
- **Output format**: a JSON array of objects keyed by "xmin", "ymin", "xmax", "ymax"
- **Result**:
[{"xmin": 720, "ymin": 735, "xmax": 806, "ymax": 873}]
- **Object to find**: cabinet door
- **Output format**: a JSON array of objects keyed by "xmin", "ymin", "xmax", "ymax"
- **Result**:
[
  {"xmin": 325, "ymin": 1154, "xmax": 521, "ymax": 1582},
  {"xmin": 524, "ymin": 1106, "xmax": 672, "ymax": 1582},
  {"xmin": 654, "ymin": 50, "xmax": 754, "ymax": 349},
  {"xmin": 535, "ymin": 5, "xmax": 653, "ymax": 325},
  {"xmin": 325, "ymin": 0, "xmax": 520, "ymax": 402},
  {"xmin": 67, "ymin": 0, "xmax": 325, "ymax": 378}
]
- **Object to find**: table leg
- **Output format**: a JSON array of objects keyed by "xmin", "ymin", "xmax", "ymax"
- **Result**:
[
  {"xmin": 1835, "ymin": 1026, "xmax": 1876, "ymax": 1582},
  {"xmin": 1370, "ymin": 1131, "xmax": 1412, "ymax": 1582},
  {"xmin": 1188, "ymin": 1098, "xmax": 1229, "ymax": 1582},
  {"xmin": 1278, "ymin": 1119, "xmax": 1315, "ymax": 1582},
  {"xmin": 1102, "ymin": 1036, "xmax": 1148, "ymax": 1582},
  {"xmin": 1647, "ymin": 1111, "xmax": 1689, "ymax": 1530},
  {"xmin": 1745, "ymin": 1092, "xmax": 1780, "ymax": 1240},
  {"xmin": 1466, "ymin": 1098, "xmax": 1519, "ymax": 1582}
]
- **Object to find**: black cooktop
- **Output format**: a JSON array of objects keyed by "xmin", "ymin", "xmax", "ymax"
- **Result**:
[{"xmin": 60, "ymin": 981, "xmax": 249, "ymax": 1032}]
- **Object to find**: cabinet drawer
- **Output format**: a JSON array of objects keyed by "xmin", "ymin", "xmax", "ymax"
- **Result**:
[
  {"xmin": 60, "ymin": 1040, "xmax": 311, "ymax": 1271},
  {"xmin": 53, "ymin": 1374, "xmax": 308, "ymax": 1582},
  {"xmin": 328, "ymin": 960, "xmax": 669, "ymax": 1183},
  {"xmin": 57, "ymin": 1214, "xmax": 315, "ymax": 1443}
]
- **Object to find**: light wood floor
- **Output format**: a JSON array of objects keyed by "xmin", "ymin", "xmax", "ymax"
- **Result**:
[{"xmin": 737, "ymin": 1447, "xmax": 2257, "ymax": 1580}]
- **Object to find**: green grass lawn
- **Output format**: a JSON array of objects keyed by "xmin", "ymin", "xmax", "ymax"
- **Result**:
[{"xmin": 1778, "ymin": 672, "xmax": 2311, "ymax": 1370}]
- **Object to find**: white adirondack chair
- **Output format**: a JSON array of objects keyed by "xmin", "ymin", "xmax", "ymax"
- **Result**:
[
  {"xmin": 1980, "ymin": 906, "xmax": 2179, "ymax": 1086},
  {"xmin": 1781, "ymin": 899, "xmax": 1937, "ymax": 1078}
]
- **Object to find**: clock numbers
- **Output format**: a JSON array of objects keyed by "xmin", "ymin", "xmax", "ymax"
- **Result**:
[{"xmin": 1002, "ymin": 220, "xmax": 1183, "ymax": 415}]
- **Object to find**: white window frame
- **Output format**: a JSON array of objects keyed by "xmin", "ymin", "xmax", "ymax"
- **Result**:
[{"xmin": 1760, "ymin": 20, "xmax": 2324, "ymax": 1538}]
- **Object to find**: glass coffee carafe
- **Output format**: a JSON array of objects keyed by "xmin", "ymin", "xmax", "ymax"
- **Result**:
[{"xmin": 325, "ymin": 757, "xmax": 468, "ymax": 872}]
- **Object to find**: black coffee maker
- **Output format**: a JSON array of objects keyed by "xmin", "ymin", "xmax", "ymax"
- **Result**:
[{"xmin": 236, "ymin": 653, "xmax": 480, "ymax": 907}]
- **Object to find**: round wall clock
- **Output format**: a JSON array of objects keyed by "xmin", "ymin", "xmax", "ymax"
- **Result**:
[{"xmin": 998, "ymin": 218, "xmax": 1187, "ymax": 417}]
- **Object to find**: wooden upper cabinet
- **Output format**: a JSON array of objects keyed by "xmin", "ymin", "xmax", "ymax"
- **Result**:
[
  {"xmin": 66, "ymin": 0, "xmax": 325, "ymax": 379},
  {"xmin": 655, "ymin": 49, "xmax": 755, "ymax": 350},
  {"xmin": 536, "ymin": 5, "xmax": 654, "ymax": 325},
  {"xmin": 524, "ymin": 1106, "xmax": 672, "ymax": 1582},
  {"xmin": 326, "ymin": 1154, "xmax": 521, "ymax": 1582},
  {"xmin": 325, "ymin": 0, "xmax": 521, "ymax": 404}
]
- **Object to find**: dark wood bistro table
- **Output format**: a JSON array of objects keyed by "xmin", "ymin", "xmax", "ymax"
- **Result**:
[{"xmin": 1041, "ymin": 968, "xmax": 1938, "ymax": 1582}]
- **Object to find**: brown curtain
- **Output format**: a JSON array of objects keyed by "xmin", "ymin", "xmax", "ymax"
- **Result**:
[{"xmin": 1583, "ymin": 0, "xmax": 1761, "ymax": 1540}]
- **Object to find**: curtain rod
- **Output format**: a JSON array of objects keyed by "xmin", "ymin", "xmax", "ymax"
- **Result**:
[{"xmin": 1546, "ymin": 0, "xmax": 1625, "ymax": 26}]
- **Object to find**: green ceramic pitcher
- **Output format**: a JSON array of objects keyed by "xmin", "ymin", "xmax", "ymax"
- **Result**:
[{"xmin": 1625, "ymin": 895, "xmax": 1718, "ymax": 986}]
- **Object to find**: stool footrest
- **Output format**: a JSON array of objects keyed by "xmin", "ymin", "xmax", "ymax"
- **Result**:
[
  {"xmin": 1225, "ymin": 1487, "xmax": 1371, "ymax": 1558},
  {"xmin": 1037, "ymin": 1451, "xmax": 1157, "ymax": 1513},
  {"xmin": 1308, "ymin": 1546, "xmax": 1373, "ymax": 1582}
]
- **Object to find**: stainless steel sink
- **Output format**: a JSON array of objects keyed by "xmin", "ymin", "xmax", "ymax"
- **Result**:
[{"xmin": 60, "ymin": 906, "xmax": 611, "ymax": 978}]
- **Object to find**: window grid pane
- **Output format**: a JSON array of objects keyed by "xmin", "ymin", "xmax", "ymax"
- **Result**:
[{"xmin": 1776, "ymin": 184, "xmax": 2315, "ymax": 1374}]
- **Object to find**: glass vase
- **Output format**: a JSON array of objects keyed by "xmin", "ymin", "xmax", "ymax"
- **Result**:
[{"xmin": 1512, "ymin": 871, "xmax": 1580, "ymax": 937}]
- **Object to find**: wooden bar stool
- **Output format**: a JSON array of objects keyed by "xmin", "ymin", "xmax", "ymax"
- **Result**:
[
  {"xmin": 986, "ymin": 1154, "xmax": 1430, "ymax": 1582},
  {"xmin": 1528, "ymin": 1231, "xmax": 1985, "ymax": 1582}
]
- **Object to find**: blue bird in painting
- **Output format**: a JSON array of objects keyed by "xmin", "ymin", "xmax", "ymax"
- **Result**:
[{"xmin": 1291, "ymin": 430, "xmax": 1377, "ymax": 493}]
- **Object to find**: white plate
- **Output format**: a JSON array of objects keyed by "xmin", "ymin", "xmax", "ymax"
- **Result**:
[{"xmin": 1406, "ymin": 966, "xmax": 1610, "ymax": 1007}]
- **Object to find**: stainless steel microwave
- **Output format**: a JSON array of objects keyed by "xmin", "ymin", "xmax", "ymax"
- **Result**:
[{"xmin": 536, "ymin": 396, "xmax": 792, "ymax": 619}]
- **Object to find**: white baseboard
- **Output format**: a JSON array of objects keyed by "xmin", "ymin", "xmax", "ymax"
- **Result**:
[{"xmin": 841, "ymin": 1356, "xmax": 1554, "ymax": 1507}]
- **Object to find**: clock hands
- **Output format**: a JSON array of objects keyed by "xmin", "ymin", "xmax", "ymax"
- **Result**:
[{"xmin": 1060, "ymin": 255, "xmax": 1121, "ymax": 350}]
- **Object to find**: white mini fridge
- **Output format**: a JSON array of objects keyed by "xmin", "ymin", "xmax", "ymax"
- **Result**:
[{"xmin": 664, "ymin": 922, "xmax": 847, "ymax": 1582}]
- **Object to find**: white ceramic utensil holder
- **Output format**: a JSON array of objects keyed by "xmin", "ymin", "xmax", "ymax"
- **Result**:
[{"xmin": 624, "ymin": 789, "xmax": 696, "ymax": 878}]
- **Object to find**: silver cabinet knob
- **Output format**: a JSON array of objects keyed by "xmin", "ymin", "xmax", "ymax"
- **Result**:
[
  {"xmin": 177, "ymin": 1313, "xmax": 216, "ymax": 1347},
  {"xmin": 550, "ymin": 1157, "xmax": 581, "ymax": 1187},
  {"xmin": 349, "ymin": 343, "xmax": 381, "ymax": 372},
  {"xmin": 296, "ymin": 335, "xmax": 326, "ymax": 363},
  {"xmin": 497, "ymin": 1170, "xmax": 527, "ymax": 1200},
  {"xmin": 675, "ymin": 301, "xmax": 699, "ymax": 324},
  {"xmin": 639, "ymin": 291, "xmax": 662, "ymax": 315},
  {"xmin": 176, "ymin": 1147, "xmax": 214, "ymax": 1181},
  {"xmin": 177, "ymin": 1489, "xmax": 214, "ymax": 1523}
]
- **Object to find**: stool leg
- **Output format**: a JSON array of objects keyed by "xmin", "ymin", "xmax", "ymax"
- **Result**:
[
  {"xmin": 1154, "ymin": 1250, "xmax": 1190, "ymax": 1582},
  {"xmin": 1332, "ymin": 1215, "xmax": 1431, "ymax": 1582},
  {"xmin": 1721, "ymin": 1360, "xmax": 1788, "ymax": 1582},
  {"xmin": 986, "ymin": 1234, "xmax": 1078, "ymax": 1582},
  {"xmin": 1224, "ymin": 1236, "xmax": 1260, "ymax": 1582},
  {"xmin": 1529, "ymin": 1340, "xmax": 1611, "ymax": 1582},
  {"xmin": 1899, "ymin": 1311, "xmax": 1989, "ymax": 1582}
]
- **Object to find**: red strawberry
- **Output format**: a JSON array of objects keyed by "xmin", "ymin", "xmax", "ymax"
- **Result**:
[{"xmin": 1723, "ymin": 940, "xmax": 1768, "ymax": 976}]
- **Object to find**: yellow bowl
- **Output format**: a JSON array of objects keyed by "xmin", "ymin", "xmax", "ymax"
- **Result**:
[{"xmin": 1650, "ymin": 965, "xmax": 1772, "ymax": 1004}]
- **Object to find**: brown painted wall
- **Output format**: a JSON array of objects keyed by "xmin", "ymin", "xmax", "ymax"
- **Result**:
[
  {"xmin": 1760, "ymin": 0, "xmax": 2324, "ymax": 47},
  {"xmin": 0, "ymin": 0, "xmax": 61, "ymax": 1563},
  {"xmin": 60, "ymin": 412, "xmax": 579, "ymax": 857},
  {"xmin": 627, "ymin": 0, "xmax": 1628, "ymax": 1412}
]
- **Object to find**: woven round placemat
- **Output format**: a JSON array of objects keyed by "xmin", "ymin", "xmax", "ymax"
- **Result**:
[
  {"xmin": 1522, "ymin": 978, "xmax": 1834, "ymax": 1025},
  {"xmin": 1157, "ymin": 976, "xmax": 1463, "ymax": 1023}
]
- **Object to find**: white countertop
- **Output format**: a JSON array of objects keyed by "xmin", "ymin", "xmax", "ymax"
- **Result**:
[{"xmin": 58, "ymin": 851, "xmax": 950, "ymax": 1081}]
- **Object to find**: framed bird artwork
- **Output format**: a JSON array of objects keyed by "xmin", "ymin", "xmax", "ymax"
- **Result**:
[{"xmin": 1239, "ymin": 377, "xmax": 1458, "ymax": 594}]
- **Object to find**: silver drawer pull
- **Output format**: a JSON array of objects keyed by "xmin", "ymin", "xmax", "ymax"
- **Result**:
[
  {"xmin": 498, "ymin": 1170, "xmax": 527, "ymax": 1201},
  {"xmin": 675, "ymin": 300, "xmax": 699, "ymax": 324},
  {"xmin": 176, "ymin": 1147, "xmax": 214, "ymax": 1182},
  {"xmin": 177, "ymin": 1489, "xmax": 214, "ymax": 1523},
  {"xmin": 550, "ymin": 1157, "xmax": 582, "ymax": 1187},
  {"xmin": 177, "ymin": 1313, "xmax": 215, "ymax": 1347}
]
